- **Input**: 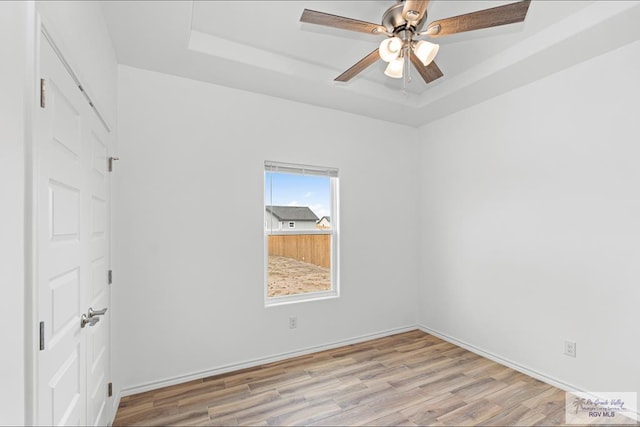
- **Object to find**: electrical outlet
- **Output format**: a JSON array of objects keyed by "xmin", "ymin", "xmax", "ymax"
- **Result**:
[
  {"xmin": 564, "ymin": 341, "xmax": 576, "ymax": 357},
  {"xmin": 289, "ymin": 316, "xmax": 297, "ymax": 329}
]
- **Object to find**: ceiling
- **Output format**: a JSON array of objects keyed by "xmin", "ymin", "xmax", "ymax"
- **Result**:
[{"xmin": 101, "ymin": 1, "xmax": 640, "ymax": 127}]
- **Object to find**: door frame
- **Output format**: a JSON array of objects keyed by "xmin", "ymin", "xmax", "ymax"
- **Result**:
[{"xmin": 25, "ymin": 12, "xmax": 115, "ymax": 425}]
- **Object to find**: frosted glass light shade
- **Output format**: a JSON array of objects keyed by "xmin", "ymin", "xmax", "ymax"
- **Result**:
[
  {"xmin": 379, "ymin": 37, "xmax": 403, "ymax": 62},
  {"xmin": 413, "ymin": 40, "xmax": 439, "ymax": 66},
  {"xmin": 384, "ymin": 57, "xmax": 404, "ymax": 78}
]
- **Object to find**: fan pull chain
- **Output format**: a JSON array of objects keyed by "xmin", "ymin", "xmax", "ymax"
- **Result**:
[
  {"xmin": 402, "ymin": 46, "xmax": 408, "ymax": 95},
  {"xmin": 406, "ymin": 45, "xmax": 412, "ymax": 84}
]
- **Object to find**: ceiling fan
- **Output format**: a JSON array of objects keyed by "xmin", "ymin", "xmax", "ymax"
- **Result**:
[{"xmin": 300, "ymin": 0, "xmax": 531, "ymax": 85}]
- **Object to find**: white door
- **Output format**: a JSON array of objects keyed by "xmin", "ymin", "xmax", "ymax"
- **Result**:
[{"xmin": 36, "ymin": 31, "xmax": 111, "ymax": 426}]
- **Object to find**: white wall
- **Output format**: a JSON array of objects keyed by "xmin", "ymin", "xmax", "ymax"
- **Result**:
[
  {"xmin": 0, "ymin": 2, "xmax": 28, "ymax": 424},
  {"xmin": 418, "ymin": 39, "xmax": 640, "ymax": 395},
  {"xmin": 114, "ymin": 65, "xmax": 420, "ymax": 392}
]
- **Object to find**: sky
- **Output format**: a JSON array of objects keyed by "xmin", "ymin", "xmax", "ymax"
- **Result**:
[{"xmin": 265, "ymin": 172, "xmax": 330, "ymax": 219}]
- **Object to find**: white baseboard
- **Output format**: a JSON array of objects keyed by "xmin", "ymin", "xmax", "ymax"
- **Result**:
[
  {"xmin": 417, "ymin": 323, "xmax": 579, "ymax": 392},
  {"xmin": 119, "ymin": 325, "xmax": 417, "ymax": 397},
  {"xmin": 109, "ymin": 392, "xmax": 121, "ymax": 426}
]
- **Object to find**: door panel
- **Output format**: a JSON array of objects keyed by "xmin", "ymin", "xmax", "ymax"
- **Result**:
[
  {"xmin": 38, "ymin": 32, "xmax": 87, "ymax": 426},
  {"xmin": 49, "ymin": 269, "xmax": 79, "ymax": 335},
  {"xmin": 86, "ymin": 112, "xmax": 110, "ymax": 427},
  {"xmin": 37, "ymin": 31, "xmax": 111, "ymax": 426},
  {"xmin": 50, "ymin": 182, "xmax": 80, "ymax": 238}
]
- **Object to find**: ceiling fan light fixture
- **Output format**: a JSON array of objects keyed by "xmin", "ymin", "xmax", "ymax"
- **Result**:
[
  {"xmin": 379, "ymin": 36, "xmax": 403, "ymax": 62},
  {"xmin": 384, "ymin": 57, "xmax": 404, "ymax": 78},
  {"xmin": 413, "ymin": 40, "xmax": 439, "ymax": 66}
]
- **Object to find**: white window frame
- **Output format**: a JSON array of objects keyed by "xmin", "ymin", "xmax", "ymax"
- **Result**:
[
  {"xmin": 264, "ymin": 161, "xmax": 340, "ymax": 306},
  {"xmin": 288, "ymin": 221, "xmax": 295, "ymax": 229}
]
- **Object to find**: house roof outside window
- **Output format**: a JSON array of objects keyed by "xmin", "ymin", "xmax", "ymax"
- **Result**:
[
  {"xmin": 266, "ymin": 206, "xmax": 319, "ymax": 222},
  {"xmin": 317, "ymin": 216, "xmax": 330, "ymax": 224}
]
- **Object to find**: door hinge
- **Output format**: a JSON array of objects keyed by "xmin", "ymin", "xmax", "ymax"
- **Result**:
[
  {"xmin": 108, "ymin": 157, "xmax": 119, "ymax": 172},
  {"xmin": 39, "ymin": 321, "xmax": 45, "ymax": 350},
  {"xmin": 108, "ymin": 270, "xmax": 113, "ymax": 285},
  {"xmin": 40, "ymin": 79, "xmax": 46, "ymax": 108},
  {"xmin": 108, "ymin": 382, "xmax": 113, "ymax": 397}
]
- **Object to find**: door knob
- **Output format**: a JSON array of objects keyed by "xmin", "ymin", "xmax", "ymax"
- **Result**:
[
  {"xmin": 81, "ymin": 313, "xmax": 100, "ymax": 328},
  {"xmin": 88, "ymin": 307, "xmax": 107, "ymax": 318}
]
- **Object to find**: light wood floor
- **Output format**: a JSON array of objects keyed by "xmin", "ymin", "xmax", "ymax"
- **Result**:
[{"xmin": 114, "ymin": 330, "xmax": 568, "ymax": 426}]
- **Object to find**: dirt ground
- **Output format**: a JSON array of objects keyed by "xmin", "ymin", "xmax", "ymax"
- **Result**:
[{"xmin": 268, "ymin": 256, "xmax": 330, "ymax": 297}]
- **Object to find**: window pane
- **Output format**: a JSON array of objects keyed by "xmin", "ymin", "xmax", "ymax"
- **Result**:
[
  {"xmin": 267, "ymin": 234, "xmax": 331, "ymax": 297},
  {"xmin": 265, "ymin": 172, "xmax": 331, "ymax": 231}
]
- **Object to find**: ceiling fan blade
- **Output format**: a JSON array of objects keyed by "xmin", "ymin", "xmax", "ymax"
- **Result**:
[
  {"xmin": 301, "ymin": 9, "xmax": 384, "ymax": 35},
  {"xmin": 410, "ymin": 54, "xmax": 444, "ymax": 84},
  {"xmin": 427, "ymin": 0, "xmax": 531, "ymax": 37},
  {"xmin": 403, "ymin": 0, "xmax": 430, "ymax": 23},
  {"xmin": 335, "ymin": 49, "xmax": 380, "ymax": 82}
]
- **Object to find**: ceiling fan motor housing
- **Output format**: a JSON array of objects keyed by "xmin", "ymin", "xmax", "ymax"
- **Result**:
[{"xmin": 382, "ymin": 2, "xmax": 428, "ymax": 34}]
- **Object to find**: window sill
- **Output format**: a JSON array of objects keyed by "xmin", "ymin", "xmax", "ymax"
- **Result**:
[{"xmin": 265, "ymin": 291, "xmax": 339, "ymax": 307}]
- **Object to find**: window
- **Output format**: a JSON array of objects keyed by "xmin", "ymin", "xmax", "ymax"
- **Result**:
[{"xmin": 265, "ymin": 161, "xmax": 339, "ymax": 305}]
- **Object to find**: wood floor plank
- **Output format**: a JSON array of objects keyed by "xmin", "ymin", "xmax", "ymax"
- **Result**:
[
  {"xmin": 358, "ymin": 364, "xmax": 415, "ymax": 383},
  {"xmin": 177, "ymin": 383, "xmax": 251, "ymax": 408},
  {"xmin": 308, "ymin": 404, "xmax": 379, "ymax": 426},
  {"xmin": 366, "ymin": 411, "xmax": 419, "ymax": 427},
  {"xmin": 221, "ymin": 366, "xmax": 288, "ymax": 389},
  {"xmin": 331, "ymin": 361, "xmax": 388, "ymax": 380},
  {"xmin": 325, "ymin": 345, "xmax": 376, "ymax": 359},
  {"xmin": 113, "ymin": 330, "xmax": 571, "ymax": 426},
  {"xmin": 301, "ymin": 376, "xmax": 368, "ymax": 401},
  {"xmin": 450, "ymin": 377, "xmax": 510, "ymax": 400},
  {"xmin": 114, "ymin": 401, "xmax": 166, "ymax": 426},
  {"xmin": 152, "ymin": 380, "xmax": 227, "ymax": 407},
  {"xmin": 521, "ymin": 386, "xmax": 566, "ymax": 412},
  {"xmin": 275, "ymin": 374, "xmax": 341, "ymax": 397},
  {"xmin": 483, "ymin": 403, "xmax": 538, "ymax": 426},
  {"xmin": 266, "ymin": 400, "xmax": 343, "ymax": 426},
  {"xmin": 418, "ymin": 372, "xmax": 480, "ymax": 395},
  {"xmin": 400, "ymin": 392, "xmax": 468, "ymax": 425},
  {"xmin": 162, "ymin": 410, "xmax": 211, "ymax": 427},
  {"xmin": 302, "ymin": 357, "xmax": 353, "ymax": 376},
  {"xmin": 117, "ymin": 404, "xmax": 208, "ymax": 427},
  {"xmin": 234, "ymin": 396, "xmax": 308, "ymax": 425},
  {"xmin": 436, "ymin": 399, "xmax": 505, "ymax": 426},
  {"xmin": 361, "ymin": 387, "xmax": 442, "ymax": 422},
  {"xmin": 310, "ymin": 396, "xmax": 419, "ymax": 427},
  {"xmin": 197, "ymin": 414, "xmax": 239, "ymax": 427},
  {"xmin": 387, "ymin": 371, "xmax": 435, "ymax": 392},
  {"xmin": 208, "ymin": 390, "xmax": 280, "ymax": 419},
  {"xmin": 533, "ymin": 405, "xmax": 566, "ymax": 426},
  {"xmin": 333, "ymin": 381, "xmax": 395, "ymax": 410},
  {"xmin": 485, "ymin": 380, "xmax": 551, "ymax": 409},
  {"xmin": 246, "ymin": 369, "xmax": 311, "ymax": 393}
]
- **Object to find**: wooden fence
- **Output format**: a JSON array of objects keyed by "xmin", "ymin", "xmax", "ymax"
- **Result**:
[{"xmin": 268, "ymin": 234, "xmax": 331, "ymax": 268}]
